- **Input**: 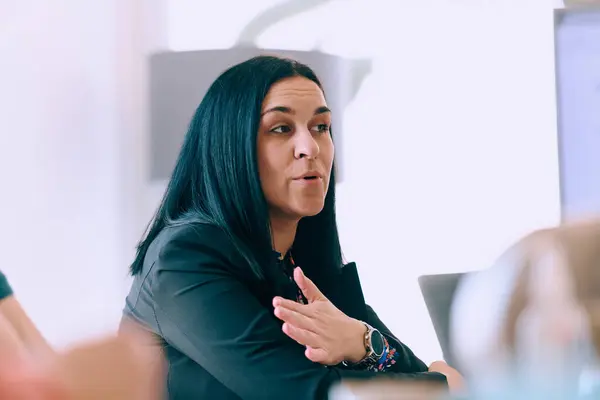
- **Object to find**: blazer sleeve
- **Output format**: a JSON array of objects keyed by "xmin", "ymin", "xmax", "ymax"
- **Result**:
[
  {"xmin": 149, "ymin": 226, "xmax": 446, "ymax": 400},
  {"xmin": 365, "ymin": 305, "xmax": 443, "ymax": 378}
]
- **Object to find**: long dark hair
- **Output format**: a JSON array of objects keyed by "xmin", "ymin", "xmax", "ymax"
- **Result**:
[{"xmin": 130, "ymin": 55, "xmax": 343, "ymax": 285}]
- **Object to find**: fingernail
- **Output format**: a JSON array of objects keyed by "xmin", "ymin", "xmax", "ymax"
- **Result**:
[{"xmin": 273, "ymin": 297, "xmax": 281, "ymax": 306}]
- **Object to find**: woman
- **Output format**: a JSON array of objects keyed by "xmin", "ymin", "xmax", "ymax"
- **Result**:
[{"xmin": 123, "ymin": 55, "xmax": 463, "ymax": 399}]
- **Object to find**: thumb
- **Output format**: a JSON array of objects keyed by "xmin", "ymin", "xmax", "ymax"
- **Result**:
[{"xmin": 294, "ymin": 268, "xmax": 325, "ymax": 302}]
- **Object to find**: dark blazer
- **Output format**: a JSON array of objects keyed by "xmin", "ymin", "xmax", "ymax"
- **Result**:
[{"xmin": 122, "ymin": 223, "xmax": 446, "ymax": 399}]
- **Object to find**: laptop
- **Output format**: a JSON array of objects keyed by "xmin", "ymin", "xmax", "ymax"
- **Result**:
[{"xmin": 418, "ymin": 273, "xmax": 466, "ymax": 369}]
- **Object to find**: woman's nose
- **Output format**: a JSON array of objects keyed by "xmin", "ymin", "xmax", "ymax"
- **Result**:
[{"xmin": 294, "ymin": 130, "xmax": 319, "ymax": 159}]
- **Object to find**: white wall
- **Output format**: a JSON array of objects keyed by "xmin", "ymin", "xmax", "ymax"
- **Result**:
[
  {"xmin": 0, "ymin": 0, "xmax": 562, "ymax": 361},
  {"xmin": 336, "ymin": 1, "xmax": 562, "ymax": 363},
  {"xmin": 166, "ymin": 0, "xmax": 562, "ymax": 363},
  {"xmin": 0, "ymin": 0, "xmax": 153, "ymax": 347}
]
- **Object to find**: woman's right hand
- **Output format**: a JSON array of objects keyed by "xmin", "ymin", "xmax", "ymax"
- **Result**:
[{"xmin": 428, "ymin": 360, "xmax": 466, "ymax": 393}]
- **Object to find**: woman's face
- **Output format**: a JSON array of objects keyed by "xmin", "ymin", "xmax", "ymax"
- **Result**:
[{"xmin": 257, "ymin": 76, "xmax": 334, "ymax": 221}]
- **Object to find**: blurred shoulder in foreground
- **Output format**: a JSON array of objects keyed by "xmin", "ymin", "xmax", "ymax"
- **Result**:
[
  {"xmin": 452, "ymin": 217, "xmax": 600, "ymax": 396},
  {"xmin": 0, "ymin": 330, "xmax": 164, "ymax": 400}
]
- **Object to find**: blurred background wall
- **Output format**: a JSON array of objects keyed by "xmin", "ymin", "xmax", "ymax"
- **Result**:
[
  {"xmin": 0, "ymin": 0, "xmax": 159, "ymax": 347},
  {"xmin": 0, "ymin": 0, "xmax": 562, "ymax": 362}
]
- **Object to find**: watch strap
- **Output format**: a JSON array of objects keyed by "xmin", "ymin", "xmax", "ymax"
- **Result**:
[{"xmin": 342, "ymin": 322, "xmax": 383, "ymax": 369}]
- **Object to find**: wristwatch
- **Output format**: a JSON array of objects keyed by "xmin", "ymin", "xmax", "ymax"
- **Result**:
[{"xmin": 343, "ymin": 322, "xmax": 385, "ymax": 369}]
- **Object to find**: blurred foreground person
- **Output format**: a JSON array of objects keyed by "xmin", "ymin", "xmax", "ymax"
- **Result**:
[
  {"xmin": 0, "ymin": 270, "xmax": 163, "ymax": 399},
  {"xmin": 452, "ymin": 218, "xmax": 600, "ymax": 399},
  {"xmin": 0, "ymin": 326, "xmax": 163, "ymax": 399},
  {"xmin": 0, "ymin": 270, "xmax": 53, "ymax": 361}
]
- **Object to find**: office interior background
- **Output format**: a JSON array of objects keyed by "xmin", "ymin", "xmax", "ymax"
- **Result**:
[{"xmin": 0, "ymin": 0, "xmax": 595, "ymax": 364}]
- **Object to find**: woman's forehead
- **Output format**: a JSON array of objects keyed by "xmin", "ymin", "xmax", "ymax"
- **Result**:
[{"xmin": 262, "ymin": 77, "xmax": 326, "ymax": 111}]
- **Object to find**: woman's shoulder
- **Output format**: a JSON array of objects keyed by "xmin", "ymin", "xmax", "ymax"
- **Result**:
[
  {"xmin": 147, "ymin": 223, "xmax": 237, "ymax": 272},
  {"xmin": 159, "ymin": 222, "xmax": 230, "ymax": 247}
]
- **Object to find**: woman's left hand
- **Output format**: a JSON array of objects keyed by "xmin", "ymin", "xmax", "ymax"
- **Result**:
[
  {"xmin": 273, "ymin": 267, "xmax": 367, "ymax": 366},
  {"xmin": 428, "ymin": 361, "xmax": 466, "ymax": 394}
]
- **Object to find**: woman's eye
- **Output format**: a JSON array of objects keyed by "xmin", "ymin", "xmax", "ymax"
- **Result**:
[
  {"xmin": 312, "ymin": 124, "xmax": 330, "ymax": 133},
  {"xmin": 271, "ymin": 125, "xmax": 292, "ymax": 134}
]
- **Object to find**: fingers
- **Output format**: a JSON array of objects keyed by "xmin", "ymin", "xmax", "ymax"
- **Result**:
[
  {"xmin": 428, "ymin": 360, "xmax": 448, "ymax": 372},
  {"xmin": 281, "ymin": 323, "xmax": 319, "ymax": 348},
  {"xmin": 304, "ymin": 347, "xmax": 329, "ymax": 364},
  {"xmin": 281, "ymin": 327, "xmax": 337, "ymax": 365},
  {"xmin": 293, "ymin": 268, "xmax": 325, "ymax": 303},
  {"xmin": 274, "ymin": 306, "xmax": 317, "ymax": 333},
  {"xmin": 272, "ymin": 297, "xmax": 305, "ymax": 313}
]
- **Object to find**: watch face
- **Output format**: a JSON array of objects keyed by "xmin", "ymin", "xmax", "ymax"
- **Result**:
[{"xmin": 371, "ymin": 330, "xmax": 385, "ymax": 357}]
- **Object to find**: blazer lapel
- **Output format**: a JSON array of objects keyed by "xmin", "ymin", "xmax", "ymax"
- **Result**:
[{"xmin": 263, "ymin": 258, "xmax": 369, "ymax": 323}]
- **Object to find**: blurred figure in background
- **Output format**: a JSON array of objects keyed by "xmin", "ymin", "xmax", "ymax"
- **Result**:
[
  {"xmin": 0, "ymin": 270, "xmax": 164, "ymax": 399},
  {"xmin": 0, "ymin": 270, "xmax": 53, "ymax": 361},
  {"xmin": 452, "ymin": 218, "xmax": 600, "ymax": 398}
]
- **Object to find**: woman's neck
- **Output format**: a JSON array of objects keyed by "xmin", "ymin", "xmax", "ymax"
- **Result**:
[{"xmin": 270, "ymin": 216, "xmax": 298, "ymax": 258}]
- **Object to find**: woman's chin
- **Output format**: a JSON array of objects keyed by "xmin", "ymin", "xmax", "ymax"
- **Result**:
[{"xmin": 294, "ymin": 202, "xmax": 326, "ymax": 218}]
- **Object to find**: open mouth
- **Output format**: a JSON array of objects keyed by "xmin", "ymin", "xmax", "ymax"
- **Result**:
[{"xmin": 303, "ymin": 176, "xmax": 318, "ymax": 180}]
